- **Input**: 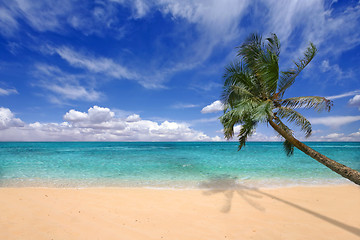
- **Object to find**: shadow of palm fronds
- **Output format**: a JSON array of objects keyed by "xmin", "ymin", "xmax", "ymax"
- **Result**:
[{"xmin": 199, "ymin": 176, "xmax": 265, "ymax": 213}]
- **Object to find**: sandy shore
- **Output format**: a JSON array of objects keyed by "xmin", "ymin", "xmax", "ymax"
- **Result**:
[{"xmin": 0, "ymin": 185, "xmax": 359, "ymax": 240}]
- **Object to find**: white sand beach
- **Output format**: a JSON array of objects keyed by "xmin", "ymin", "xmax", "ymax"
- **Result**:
[{"xmin": 0, "ymin": 185, "xmax": 359, "ymax": 240}]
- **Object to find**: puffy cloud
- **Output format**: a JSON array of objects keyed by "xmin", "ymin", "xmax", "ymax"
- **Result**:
[
  {"xmin": 309, "ymin": 116, "xmax": 360, "ymax": 128},
  {"xmin": 314, "ymin": 131, "xmax": 360, "ymax": 141},
  {"xmin": 348, "ymin": 95, "xmax": 360, "ymax": 110},
  {"xmin": 0, "ymin": 106, "xmax": 216, "ymax": 141},
  {"xmin": 201, "ymin": 100, "xmax": 224, "ymax": 114},
  {"xmin": 211, "ymin": 136, "xmax": 223, "ymax": 141},
  {"xmin": 0, "ymin": 107, "xmax": 24, "ymax": 129},
  {"xmin": 126, "ymin": 114, "xmax": 141, "ymax": 122},
  {"xmin": 64, "ymin": 106, "xmax": 115, "ymax": 124},
  {"xmin": 349, "ymin": 129, "xmax": 360, "ymax": 138},
  {"xmin": 63, "ymin": 109, "xmax": 88, "ymax": 122},
  {"xmin": 321, "ymin": 133, "xmax": 344, "ymax": 139}
]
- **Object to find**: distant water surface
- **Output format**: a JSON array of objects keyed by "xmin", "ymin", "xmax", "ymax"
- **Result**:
[{"xmin": 0, "ymin": 142, "xmax": 359, "ymax": 188}]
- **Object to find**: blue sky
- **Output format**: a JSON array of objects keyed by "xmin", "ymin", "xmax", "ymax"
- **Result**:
[{"xmin": 0, "ymin": 0, "xmax": 359, "ymax": 141}]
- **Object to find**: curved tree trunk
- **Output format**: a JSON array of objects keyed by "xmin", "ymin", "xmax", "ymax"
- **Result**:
[{"xmin": 268, "ymin": 119, "xmax": 360, "ymax": 185}]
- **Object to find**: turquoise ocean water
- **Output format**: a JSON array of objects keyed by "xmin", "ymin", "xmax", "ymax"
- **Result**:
[{"xmin": 0, "ymin": 142, "xmax": 359, "ymax": 188}]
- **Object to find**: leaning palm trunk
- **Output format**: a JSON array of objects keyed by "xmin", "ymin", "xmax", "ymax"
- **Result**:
[{"xmin": 269, "ymin": 119, "xmax": 360, "ymax": 185}]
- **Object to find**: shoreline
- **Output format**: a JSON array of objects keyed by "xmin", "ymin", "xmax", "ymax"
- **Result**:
[
  {"xmin": 1, "ymin": 185, "xmax": 359, "ymax": 240},
  {"xmin": 0, "ymin": 177, "xmax": 350, "ymax": 189}
]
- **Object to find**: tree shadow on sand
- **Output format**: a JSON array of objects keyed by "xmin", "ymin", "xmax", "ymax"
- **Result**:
[
  {"xmin": 199, "ymin": 176, "xmax": 360, "ymax": 238},
  {"xmin": 199, "ymin": 176, "xmax": 265, "ymax": 213}
]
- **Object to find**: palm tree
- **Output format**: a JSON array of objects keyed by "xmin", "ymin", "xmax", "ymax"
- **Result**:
[{"xmin": 220, "ymin": 33, "xmax": 360, "ymax": 185}]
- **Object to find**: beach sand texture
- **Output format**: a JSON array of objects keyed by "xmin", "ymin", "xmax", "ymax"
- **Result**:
[{"xmin": 0, "ymin": 185, "xmax": 359, "ymax": 240}]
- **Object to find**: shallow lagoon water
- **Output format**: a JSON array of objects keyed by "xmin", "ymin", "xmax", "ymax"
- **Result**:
[{"xmin": 0, "ymin": 142, "xmax": 359, "ymax": 188}]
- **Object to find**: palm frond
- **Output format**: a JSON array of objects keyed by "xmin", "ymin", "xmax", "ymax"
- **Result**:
[
  {"xmin": 273, "ymin": 117, "xmax": 295, "ymax": 156},
  {"xmin": 277, "ymin": 42, "xmax": 317, "ymax": 96},
  {"xmin": 252, "ymin": 100, "xmax": 274, "ymax": 122},
  {"xmin": 281, "ymin": 96, "xmax": 333, "ymax": 112},
  {"xmin": 266, "ymin": 33, "xmax": 280, "ymax": 57},
  {"xmin": 255, "ymin": 46, "xmax": 279, "ymax": 95},
  {"xmin": 237, "ymin": 33, "xmax": 263, "ymax": 71},
  {"xmin": 276, "ymin": 107, "xmax": 312, "ymax": 137},
  {"xmin": 237, "ymin": 119, "xmax": 257, "ymax": 150},
  {"xmin": 220, "ymin": 110, "xmax": 242, "ymax": 139},
  {"xmin": 222, "ymin": 85, "xmax": 256, "ymax": 109},
  {"xmin": 283, "ymin": 140, "xmax": 294, "ymax": 156},
  {"xmin": 223, "ymin": 61, "xmax": 253, "ymax": 89},
  {"xmin": 220, "ymin": 99, "xmax": 266, "ymax": 139},
  {"xmin": 236, "ymin": 33, "xmax": 280, "ymax": 97},
  {"xmin": 222, "ymin": 61, "xmax": 258, "ymax": 107},
  {"xmin": 273, "ymin": 117, "xmax": 293, "ymax": 135}
]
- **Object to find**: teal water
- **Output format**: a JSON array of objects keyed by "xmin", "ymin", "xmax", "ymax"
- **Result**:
[{"xmin": 0, "ymin": 142, "xmax": 359, "ymax": 188}]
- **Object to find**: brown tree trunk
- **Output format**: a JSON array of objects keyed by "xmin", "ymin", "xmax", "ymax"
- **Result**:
[{"xmin": 268, "ymin": 119, "xmax": 360, "ymax": 185}]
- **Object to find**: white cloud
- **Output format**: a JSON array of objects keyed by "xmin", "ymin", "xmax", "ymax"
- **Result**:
[
  {"xmin": 126, "ymin": 114, "xmax": 141, "ymax": 122},
  {"xmin": 48, "ymin": 46, "xmax": 137, "ymax": 80},
  {"xmin": 0, "ymin": 87, "xmax": 18, "ymax": 96},
  {"xmin": 131, "ymin": 0, "xmax": 150, "ymax": 19},
  {"xmin": 191, "ymin": 117, "xmax": 219, "ymax": 124},
  {"xmin": 6, "ymin": 0, "xmax": 358, "ymax": 92},
  {"xmin": 248, "ymin": 131, "xmax": 281, "ymax": 142},
  {"xmin": 348, "ymin": 95, "xmax": 360, "ymax": 110},
  {"xmin": 314, "ymin": 131, "xmax": 360, "ymax": 141},
  {"xmin": 0, "ymin": 106, "xmax": 217, "ymax": 141},
  {"xmin": 33, "ymin": 64, "xmax": 101, "ymax": 102},
  {"xmin": 326, "ymin": 90, "xmax": 360, "ymax": 100},
  {"xmin": 261, "ymin": 0, "xmax": 360, "ymax": 71},
  {"xmin": 321, "ymin": 133, "xmax": 344, "ymax": 139},
  {"xmin": 43, "ymin": 45, "xmax": 170, "ymax": 89},
  {"xmin": 63, "ymin": 109, "xmax": 88, "ymax": 122},
  {"xmin": 320, "ymin": 59, "xmax": 352, "ymax": 80},
  {"xmin": 0, "ymin": 0, "xmax": 126, "ymax": 37},
  {"xmin": 310, "ymin": 116, "xmax": 360, "ymax": 128},
  {"xmin": 108, "ymin": 0, "xmax": 251, "ymax": 87},
  {"xmin": 0, "ymin": 107, "xmax": 24, "ymax": 129},
  {"xmin": 11, "ymin": 0, "xmax": 73, "ymax": 32},
  {"xmin": 0, "ymin": 7, "xmax": 18, "ymax": 37},
  {"xmin": 349, "ymin": 129, "xmax": 360, "ymax": 138},
  {"xmin": 171, "ymin": 103, "xmax": 199, "ymax": 109},
  {"xmin": 201, "ymin": 100, "xmax": 224, "ymax": 114},
  {"xmin": 211, "ymin": 136, "xmax": 223, "ymax": 141},
  {"xmin": 64, "ymin": 106, "xmax": 114, "ymax": 124}
]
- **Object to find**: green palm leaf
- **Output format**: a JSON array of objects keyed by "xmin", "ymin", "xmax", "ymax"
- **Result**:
[
  {"xmin": 281, "ymin": 96, "xmax": 333, "ymax": 112},
  {"xmin": 252, "ymin": 100, "xmax": 274, "ymax": 122},
  {"xmin": 266, "ymin": 33, "xmax": 280, "ymax": 57},
  {"xmin": 237, "ymin": 33, "xmax": 263, "ymax": 71},
  {"xmin": 237, "ymin": 119, "xmax": 257, "ymax": 150},
  {"xmin": 220, "ymin": 110, "xmax": 242, "ymax": 139},
  {"xmin": 273, "ymin": 117, "xmax": 295, "ymax": 156},
  {"xmin": 255, "ymin": 46, "xmax": 279, "ymax": 95},
  {"xmin": 276, "ymin": 107, "xmax": 312, "ymax": 137},
  {"xmin": 277, "ymin": 43, "xmax": 317, "ymax": 96},
  {"xmin": 283, "ymin": 140, "xmax": 294, "ymax": 156}
]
